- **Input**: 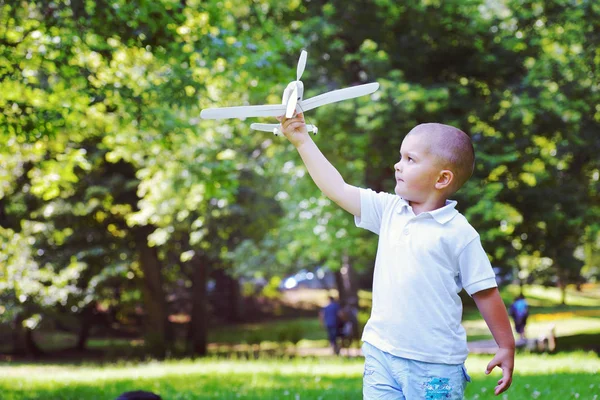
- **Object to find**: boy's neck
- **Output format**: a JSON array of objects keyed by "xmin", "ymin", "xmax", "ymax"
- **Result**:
[{"xmin": 408, "ymin": 197, "xmax": 448, "ymax": 215}]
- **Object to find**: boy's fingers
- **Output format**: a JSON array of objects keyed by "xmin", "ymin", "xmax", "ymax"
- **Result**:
[
  {"xmin": 282, "ymin": 116, "xmax": 305, "ymax": 129},
  {"xmin": 485, "ymin": 360, "xmax": 496, "ymax": 374},
  {"xmin": 494, "ymin": 368, "xmax": 512, "ymax": 395},
  {"xmin": 495, "ymin": 381, "xmax": 505, "ymax": 395},
  {"xmin": 495, "ymin": 379, "xmax": 511, "ymax": 395},
  {"xmin": 281, "ymin": 118, "xmax": 292, "ymax": 129},
  {"xmin": 502, "ymin": 366, "xmax": 513, "ymax": 386}
]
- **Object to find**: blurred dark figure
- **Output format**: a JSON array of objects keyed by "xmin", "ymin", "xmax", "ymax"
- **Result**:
[
  {"xmin": 319, "ymin": 295, "xmax": 341, "ymax": 355},
  {"xmin": 115, "ymin": 391, "xmax": 162, "ymax": 400},
  {"xmin": 338, "ymin": 297, "xmax": 360, "ymax": 348},
  {"xmin": 509, "ymin": 294, "xmax": 529, "ymax": 342}
]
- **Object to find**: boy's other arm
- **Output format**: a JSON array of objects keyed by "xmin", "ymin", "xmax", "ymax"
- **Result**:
[
  {"xmin": 278, "ymin": 114, "xmax": 361, "ymax": 217},
  {"xmin": 472, "ymin": 287, "xmax": 515, "ymax": 396}
]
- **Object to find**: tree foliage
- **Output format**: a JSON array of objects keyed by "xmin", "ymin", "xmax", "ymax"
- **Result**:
[{"xmin": 1, "ymin": 0, "xmax": 599, "ymax": 356}]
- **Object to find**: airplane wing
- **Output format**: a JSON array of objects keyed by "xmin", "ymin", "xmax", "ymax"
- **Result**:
[
  {"xmin": 299, "ymin": 82, "xmax": 379, "ymax": 113},
  {"xmin": 201, "ymin": 82, "xmax": 379, "ymax": 120},
  {"xmin": 250, "ymin": 123, "xmax": 317, "ymax": 133},
  {"xmin": 250, "ymin": 123, "xmax": 280, "ymax": 132},
  {"xmin": 200, "ymin": 104, "xmax": 287, "ymax": 120}
]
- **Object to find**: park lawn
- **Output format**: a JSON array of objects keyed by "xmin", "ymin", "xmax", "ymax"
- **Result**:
[
  {"xmin": 0, "ymin": 352, "xmax": 598, "ymax": 399},
  {"xmin": 462, "ymin": 311, "xmax": 600, "ymax": 342},
  {"xmin": 463, "ymin": 284, "xmax": 600, "ymax": 343},
  {"xmin": 26, "ymin": 284, "xmax": 600, "ymax": 356},
  {"xmin": 31, "ymin": 307, "xmax": 600, "ymax": 356},
  {"xmin": 21, "ymin": 284, "xmax": 600, "ymax": 358},
  {"xmin": 207, "ymin": 284, "xmax": 600, "ymax": 347},
  {"xmin": 206, "ymin": 308, "xmax": 600, "ymax": 348}
]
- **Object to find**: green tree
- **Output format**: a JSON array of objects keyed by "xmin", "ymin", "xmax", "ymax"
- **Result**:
[{"xmin": 1, "ymin": 0, "xmax": 296, "ymax": 357}]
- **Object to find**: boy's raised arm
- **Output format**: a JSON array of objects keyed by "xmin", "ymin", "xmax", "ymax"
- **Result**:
[{"xmin": 278, "ymin": 113, "xmax": 361, "ymax": 217}]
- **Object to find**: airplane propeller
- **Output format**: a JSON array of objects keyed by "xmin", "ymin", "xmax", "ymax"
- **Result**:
[
  {"xmin": 296, "ymin": 50, "xmax": 307, "ymax": 81},
  {"xmin": 284, "ymin": 50, "xmax": 307, "ymax": 118}
]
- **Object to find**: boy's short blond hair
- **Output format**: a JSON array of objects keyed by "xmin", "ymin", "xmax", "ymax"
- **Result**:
[{"xmin": 408, "ymin": 123, "xmax": 475, "ymax": 194}]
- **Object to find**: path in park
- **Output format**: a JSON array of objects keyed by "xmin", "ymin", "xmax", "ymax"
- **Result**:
[{"xmin": 296, "ymin": 340, "xmax": 500, "ymax": 357}]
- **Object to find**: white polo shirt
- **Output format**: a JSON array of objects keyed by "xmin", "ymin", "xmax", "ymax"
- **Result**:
[{"xmin": 355, "ymin": 188, "xmax": 497, "ymax": 365}]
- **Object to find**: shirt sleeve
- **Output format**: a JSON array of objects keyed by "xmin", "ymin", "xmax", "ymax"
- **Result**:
[
  {"xmin": 458, "ymin": 236, "xmax": 498, "ymax": 296},
  {"xmin": 354, "ymin": 188, "xmax": 394, "ymax": 235}
]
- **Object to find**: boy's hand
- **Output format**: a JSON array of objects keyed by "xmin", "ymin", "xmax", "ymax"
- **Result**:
[
  {"xmin": 485, "ymin": 347, "xmax": 514, "ymax": 395},
  {"xmin": 472, "ymin": 288, "xmax": 515, "ymax": 396},
  {"xmin": 276, "ymin": 113, "xmax": 309, "ymax": 148}
]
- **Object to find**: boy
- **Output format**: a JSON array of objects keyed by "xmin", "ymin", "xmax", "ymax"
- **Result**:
[{"xmin": 277, "ymin": 114, "xmax": 514, "ymax": 398}]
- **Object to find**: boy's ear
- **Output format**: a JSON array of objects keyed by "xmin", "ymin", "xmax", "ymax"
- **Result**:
[{"xmin": 435, "ymin": 170, "xmax": 454, "ymax": 190}]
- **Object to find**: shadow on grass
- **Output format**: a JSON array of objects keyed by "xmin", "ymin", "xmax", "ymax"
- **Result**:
[{"xmin": 556, "ymin": 333, "xmax": 600, "ymax": 354}]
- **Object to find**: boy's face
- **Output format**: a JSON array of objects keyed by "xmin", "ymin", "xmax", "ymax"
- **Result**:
[{"xmin": 394, "ymin": 133, "xmax": 443, "ymax": 202}]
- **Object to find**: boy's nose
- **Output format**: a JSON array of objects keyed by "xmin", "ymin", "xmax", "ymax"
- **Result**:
[{"xmin": 394, "ymin": 161, "xmax": 401, "ymax": 171}]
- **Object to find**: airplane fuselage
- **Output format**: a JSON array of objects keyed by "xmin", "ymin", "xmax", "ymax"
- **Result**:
[{"xmin": 282, "ymin": 81, "xmax": 304, "ymax": 107}]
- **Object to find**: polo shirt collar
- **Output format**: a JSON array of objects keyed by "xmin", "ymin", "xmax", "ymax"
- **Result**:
[{"xmin": 397, "ymin": 197, "xmax": 459, "ymax": 224}]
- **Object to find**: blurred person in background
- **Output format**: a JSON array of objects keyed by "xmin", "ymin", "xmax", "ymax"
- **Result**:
[
  {"xmin": 320, "ymin": 295, "xmax": 341, "ymax": 355},
  {"xmin": 509, "ymin": 294, "xmax": 529, "ymax": 343}
]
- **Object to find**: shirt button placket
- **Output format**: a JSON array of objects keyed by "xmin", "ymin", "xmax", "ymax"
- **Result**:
[
  {"xmin": 405, "ymin": 219, "xmax": 413, "ymax": 235},
  {"xmin": 402, "ymin": 222, "xmax": 410, "ymax": 239}
]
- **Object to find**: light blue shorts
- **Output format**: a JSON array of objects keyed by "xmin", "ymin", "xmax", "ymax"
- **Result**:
[{"xmin": 362, "ymin": 341, "xmax": 471, "ymax": 399}]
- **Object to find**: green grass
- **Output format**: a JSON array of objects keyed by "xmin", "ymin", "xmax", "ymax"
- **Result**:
[
  {"xmin": 0, "ymin": 352, "xmax": 598, "ymax": 399},
  {"xmin": 208, "ymin": 318, "xmax": 324, "ymax": 344},
  {"xmin": 505, "ymin": 284, "xmax": 600, "ymax": 308},
  {"xmin": 462, "ymin": 312, "xmax": 600, "ymax": 342},
  {"xmin": 463, "ymin": 284, "xmax": 600, "ymax": 343},
  {"xmin": 0, "ymin": 284, "xmax": 599, "ymax": 399},
  {"xmin": 464, "ymin": 352, "xmax": 600, "ymax": 400}
]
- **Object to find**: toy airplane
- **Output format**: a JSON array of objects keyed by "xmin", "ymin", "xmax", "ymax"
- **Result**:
[{"xmin": 200, "ymin": 50, "xmax": 379, "ymax": 136}]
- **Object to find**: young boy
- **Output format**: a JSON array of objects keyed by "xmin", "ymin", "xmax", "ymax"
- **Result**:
[{"xmin": 277, "ymin": 114, "xmax": 514, "ymax": 398}]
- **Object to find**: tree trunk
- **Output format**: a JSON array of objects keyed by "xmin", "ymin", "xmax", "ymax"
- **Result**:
[
  {"xmin": 336, "ymin": 251, "xmax": 358, "ymax": 304},
  {"xmin": 12, "ymin": 312, "xmax": 44, "ymax": 357},
  {"xmin": 12, "ymin": 313, "xmax": 27, "ymax": 355},
  {"xmin": 334, "ymin": 271, "xmax": 346, "ymax": 303},
  {"xmin": 560, "ymin": 281, "xmax": 567, "ymax": 306},
  {"xmin": 25, "ymin": 328, "xmax": 44, "ymax": 357},
  {"xmin": 555, "ymin": 252, "xmax": 568, "ymax": 306},
  {"xmin": 135, "ymin": 225, "xmax": 169, "ymax": 358},
  {"xmin": 555, "ymin": 267, "xmax": 568, "ymax": 306},
  {"xmin": 228, "ymin": 276, "xmax": 243, "ymax": 322},
  {"xmin": 76, "ymin": 303, "xmax": 95, "ymax": 351},
  {"xmin": 212, "ymin": 269, "xmax": 243, "ymax": 323},
  {"xmin": 188, "ymin": 253, "xmax": 208, "ymax": 356}
]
